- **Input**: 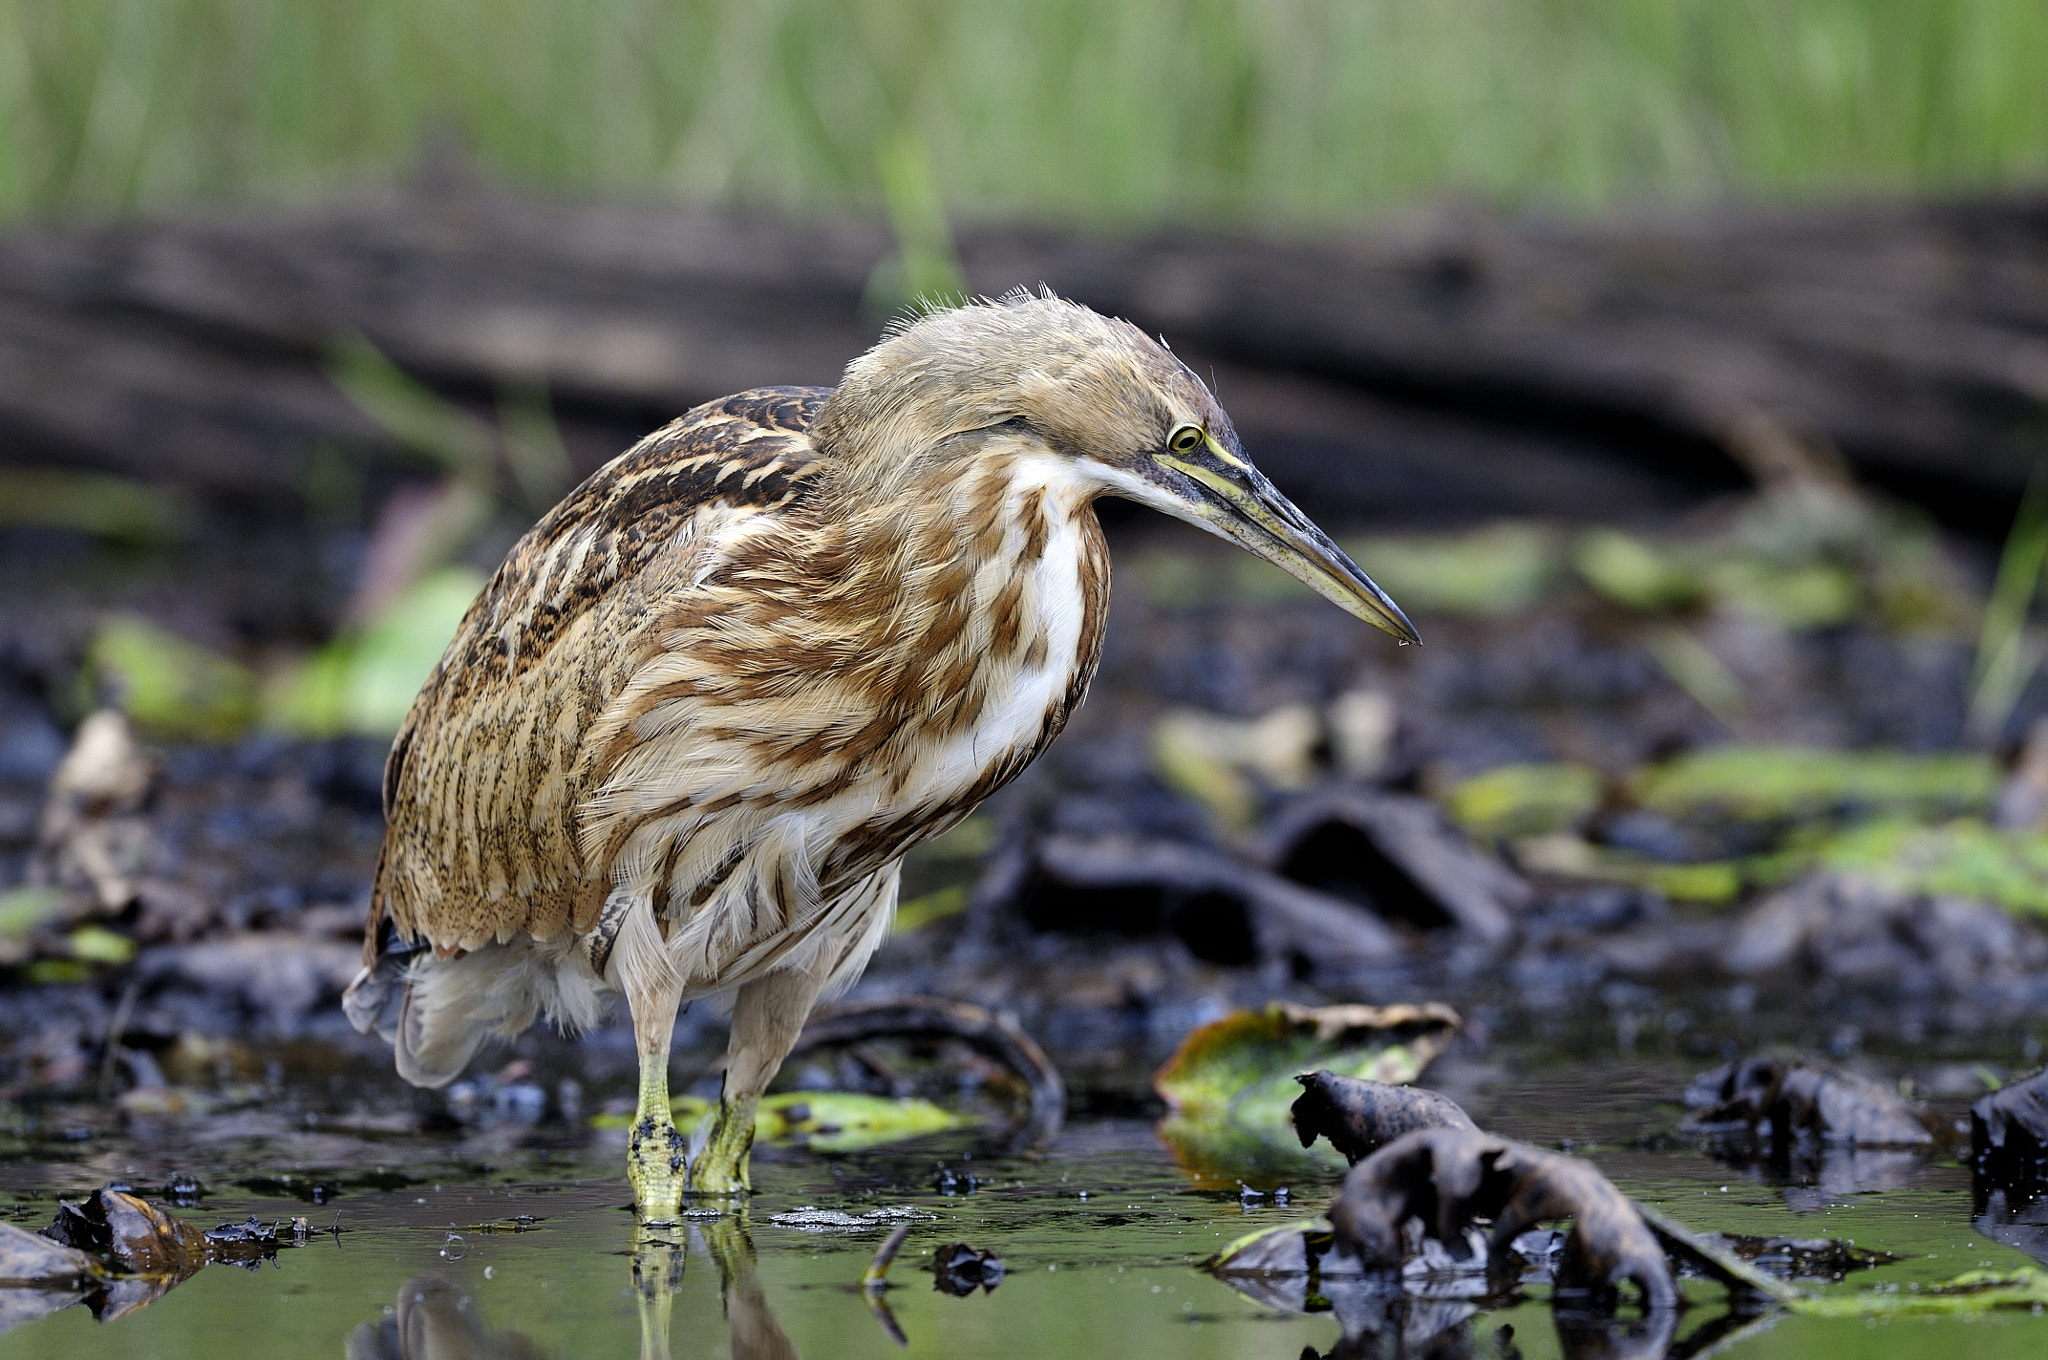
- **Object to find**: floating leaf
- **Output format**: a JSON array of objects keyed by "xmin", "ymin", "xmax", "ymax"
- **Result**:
[
  {"xmin": 1153, "ymin": 1002, "xmax": 1460, "ymax": 1182},
  {"xmin": 661, "ymin": 1092, "xmax": 966, "ymax": 1154},
  {"xmin": 1793, "ymin": 1268, "xmax": 2048, "ymax": 1318}
]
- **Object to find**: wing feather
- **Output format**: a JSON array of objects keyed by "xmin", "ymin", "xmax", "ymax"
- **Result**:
[{"xmin": 371, "ymin": 388, "xmax": 831, "ymax": 954}]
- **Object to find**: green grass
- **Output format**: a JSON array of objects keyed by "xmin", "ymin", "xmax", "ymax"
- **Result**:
[{"xmin": 2, "ymin": 0, "xmax": 2046, "ymax": 227}]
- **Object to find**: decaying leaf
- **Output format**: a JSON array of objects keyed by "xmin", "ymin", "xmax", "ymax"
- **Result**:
[
  {"xmin": 1705, "ymin": 1232, "xmax": 1898, "ymax": 1283},
  {"xmin": 1684, "ymin": 1056, "xmax": 1937, "ymax": 1148},
  {"xmin": 1330, "ymin": 1127, "xmax": 1677, "ymax": 1310},
  {"xmin": 29, "ymin": 710, "xmax": 155, "ymax": 918},
  {"xmin": 929, "ymin": 1242, "xmax": 1005, "ymax": 1296},
  {"xmin": 1153, "ymin": 1002, "xmax": 1460, "ymax": 1180},
  {"xmin": 1151, "ymin": 703, "xmax": 1321, "ymax": 827},
  {"xmin": 784, "ymin": 994, "xmax": 1065, "ymax": 1142},
  {"xmin": 1, "ymin": 1188, "xmax": 236, "ymax": 1330},
  {"xmin": 1260, "ymin": 792, "xmax": 1527, "ymax": 944},
  {"xmin": 1290, "ymin": 1070, "xmax": 1479, "ymax": 1164},
  {"xmin": 1973, "ymin": 1065, "xmax": 2048, "ymax": 1193},
  {"xmin": 42, "ymin": 1189, "xmax": 211, "ymax": 1279}
]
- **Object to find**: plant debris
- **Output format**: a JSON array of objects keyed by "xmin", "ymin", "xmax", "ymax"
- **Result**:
[
  {"xmin": 765, "ymin": 1206, "xmax": 933, "ymax": 1233},
  {"xmin": 1973, "ymin": 1066, "xmax": 2048, "ymax": 1194},
  {"xmin": 1260, "ymin": 790, "xmax": 1527, "ymax": 943},
  {"xmin": 1328, "ymin": 1127, "xmax": 1676, "ymax": 1310},
  {"xmin": 1703, "ymin": 1232, "xmax": 1899, "ymax": 1283},
  {"xmin": 928, "ymin": 1242, "xmax": 1005, "ymax": 1296},
  {"xmin": 1684, "ymin": 1056, "xmax": 1938, "ymax": 1148},
  {"xmin": 41, "ymin": 1188, "xmax": 210, "ymax": 1278},
  {"xmin": 1290, "ymin": 1069, "xmax": 1478, "ymax": 1164}
]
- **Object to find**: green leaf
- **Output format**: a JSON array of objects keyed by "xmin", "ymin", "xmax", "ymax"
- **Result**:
[
  {"xmin": 1153, "ymin": 1002, "xmax": 1460, "ymax": 1182},
  {"xmin": 1574, "ymin": 529, "xmax": 1704, "ymax": 611},
  {"xmin": 660, "ymin": 1091, "xmax": 967, "ymax": 1154},
  {"xmin": 0, "ymin": 887, "xmax": 65, "ymax": 940},
  {"xmin": 267, "ymin": 567, "xmax": 485, "ymax": 738},
  {"xmin": 1442, "ymin": 762, "xmax": 1602, "ymax": 840},
  {"xmin": 85, "ymin": 615, "xmax": 257, "ymax": 743},
  {"xmin": 1632, "ymin": 747, "xmax": 1998, "ymax": 827},
  {"xmin": 0, "ymin": 471, "xmax": 191, "ymax": 545},
  {"xmin": 67, "ymin": 926, "xmax": 135, "ymax": 965},
  {"xmin": 1345, "ymin": 523, "xmax": 1563, "ymax": 618}
]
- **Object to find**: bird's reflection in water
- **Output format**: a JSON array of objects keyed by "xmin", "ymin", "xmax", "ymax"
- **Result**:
[
  {"xmin": 346, "ymin": 1218, "xmax": 799, "ymax": 1360},
  {"xmin": 344, "ymin": 1274, "xmax": 546, "ymax": 1360}
]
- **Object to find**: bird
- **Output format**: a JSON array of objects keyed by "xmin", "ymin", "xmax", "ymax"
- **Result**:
[{"xmin": 343, "ymin": 291, "xmax": 1417, "ymax": 1221}]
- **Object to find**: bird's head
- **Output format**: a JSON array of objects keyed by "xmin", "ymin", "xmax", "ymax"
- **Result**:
[{"xmin": 815, "ymin": 291, "xmax": 1418, "ymax": 643}]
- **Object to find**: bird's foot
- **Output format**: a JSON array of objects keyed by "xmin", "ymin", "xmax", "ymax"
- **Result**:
[
  {"xmin": 685, "ymin": 1094, "xmax": 758, "ymax": 1197},
  {"xmin": 628, "ymin": 1112, "xmax": 688, "ymax": 1224}
]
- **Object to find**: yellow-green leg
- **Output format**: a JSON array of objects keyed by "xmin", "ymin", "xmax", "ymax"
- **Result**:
[
  {"xmin": 688, "ymin": 969, "xmax": 828, "ymax": 1196},
  {"xmin": 627, "ymin": 1054, "xmax": 687, "ymax": 1221},
  {"xmin": 624, "ymin": 959, "xmax": 688, "ymax": 1223}
]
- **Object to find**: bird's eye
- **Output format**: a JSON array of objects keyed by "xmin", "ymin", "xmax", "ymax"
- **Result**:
[{"xmin": 1167, "ymin": 425, "xmax": 1204, "ymax": 455}]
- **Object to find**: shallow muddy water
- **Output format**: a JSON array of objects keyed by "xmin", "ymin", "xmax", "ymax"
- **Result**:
[{"xmin": 5, "ymin": 1046, "xmax": 2046, "ymax": 1360}]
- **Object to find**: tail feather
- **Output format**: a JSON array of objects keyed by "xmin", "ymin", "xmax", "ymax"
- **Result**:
[
  {"xmin": 383, "ymin": 939, "xmax": 613, "ymax": 1089},
  {"xmin": 395, "ymin": 976, "xmax": 491, "ymax": 1089}
]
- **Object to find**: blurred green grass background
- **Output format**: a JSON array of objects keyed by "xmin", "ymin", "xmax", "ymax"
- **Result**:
[{"xmin": 2, "ymin": 0, "xmax": 2044, "ymax": 227}]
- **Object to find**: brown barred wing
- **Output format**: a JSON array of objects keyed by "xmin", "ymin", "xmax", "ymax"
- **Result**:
[{"xmin": 368, "ymin": 388, "xmax": 832, "ymax": 955}]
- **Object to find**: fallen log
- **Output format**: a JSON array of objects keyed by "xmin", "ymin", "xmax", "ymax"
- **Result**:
[{"xmin": 3, "ymin": 182, "xmax": 2042, "ymax": 531}]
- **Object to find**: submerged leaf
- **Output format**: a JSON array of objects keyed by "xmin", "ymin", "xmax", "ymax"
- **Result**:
[
  {"xmin": 1793, "ymin": 1268, "xmax": 2048, "ymax": 1318},
  {"xmin": 1153, "ymin": 1002, "xmax": 1460, "ymax": 1180}
]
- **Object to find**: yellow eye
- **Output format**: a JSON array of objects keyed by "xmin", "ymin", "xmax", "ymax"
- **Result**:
[{"xmin": 1167, "ymin": 425, "xmax": 1204, "ymax": 455}]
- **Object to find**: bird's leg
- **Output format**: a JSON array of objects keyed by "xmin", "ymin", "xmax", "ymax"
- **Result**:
[
  {"xmin": 624, "ymin": 967, "xmax": 689, "ymax": 1223},
  {"xmin": 689, "ymin": 968, "xmax": 828, "ymax": 1196}
]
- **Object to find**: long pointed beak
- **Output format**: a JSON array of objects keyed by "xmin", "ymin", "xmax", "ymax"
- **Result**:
[{"xmin": 1155, "ymin": 449, "xmax": 1420, "ymax": 644}]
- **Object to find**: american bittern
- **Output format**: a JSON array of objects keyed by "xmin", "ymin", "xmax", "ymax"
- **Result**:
[{"xmin": 343, "ymin": 293, "xmax": 1415, "ymax": 1219}]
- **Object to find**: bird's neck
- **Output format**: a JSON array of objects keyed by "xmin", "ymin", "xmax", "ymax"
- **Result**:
[{"xmin": 802, "ymin": 428, "xmax": 1113, "ymax": 754}]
